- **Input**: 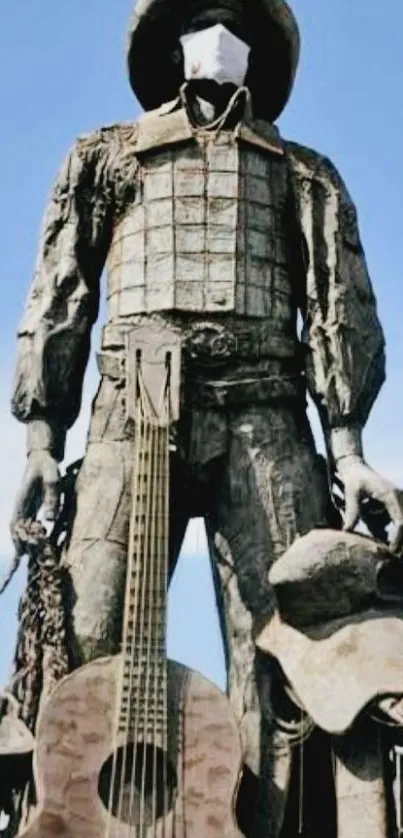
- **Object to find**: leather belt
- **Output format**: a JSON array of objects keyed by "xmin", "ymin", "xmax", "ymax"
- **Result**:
[{"xmin": 100, "ymin": 317, "xmax": 300, "ymax": 368}]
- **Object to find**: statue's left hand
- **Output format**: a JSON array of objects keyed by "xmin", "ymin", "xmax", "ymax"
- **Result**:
[
  {"xmin": 337, "ymin": 456, "xmax": 403, "ymax": 553},
  {"xmin": 10, "ymin": 451, "xmax": 61, "ymax": 556}
]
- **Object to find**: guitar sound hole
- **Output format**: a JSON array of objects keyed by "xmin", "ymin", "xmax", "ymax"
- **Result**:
[{"xmin": 98, "ymin": 743, "xmax": 177, "ymax": 826}]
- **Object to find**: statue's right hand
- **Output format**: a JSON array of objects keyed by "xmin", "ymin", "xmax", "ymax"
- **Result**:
[{"xmin": 11, "ymin": 451, "xmax": 61, "ymax": 553}]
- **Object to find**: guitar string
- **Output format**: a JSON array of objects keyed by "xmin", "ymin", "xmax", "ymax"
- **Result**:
[
  {"xmin": 116, "ymin": 376, "xmax": 150, "ymax": 834},
  {"xmin": 163, "ymin": 416, "xmax": 170, "ymax": 838},
  {"xmin": 150, "ymin": 363, "xmax": 174, "ymax": 837},
  {"xmin": 151, "ymin": 383, "xmax": 170, "ymax": 838},
  {"xmin": 162, "ymin": 406, "xmax": 170, "ymax": 838},
  {"xmin": 150, "ymin": 375, "xmax": 170, "ymax": 838},
  {"xmin": 138, "ymin": 395, "xmax": 159, "ymax": 837},
  {"xmin": 155, "ymin": 412, "xmax": 167, "ymax": 838},
  {"xmin": 154, "ymin": 419, "xmax": 165, "ymax": 837},
  {"xmin": 117, "ymin": 395, "xmax": 148, "ymax": 836},
  {"xmin": 146, "ymin": 385, "xmax": 166, "ymax": 838},
  {"xmin": 152, "ymin": 419, "xmax": 162, "ymax": 838},
  {"xmin": 146, "ymin": 377, "xmax": 170, "ymax": 838},
  {"xmin": 107, "ymin": 360, "xmax": 172, "ymax": 838},
  {"xmin": 105, "ymin": 393, "xmax": 144, "ymax": 838},
  {"xmin": 128, "ymin": 404, "xmax": 152, "ymax": 835},
  {"xmin": 105, "ymin": 396, "xmax": 141, "ymax": 838},
  {"xmin": 134, "ymin": 406, "xmax": 150, "ymax": 838},
  {"xmin": 127, "ymin": 376, "xmax": 154, "ymax": 836},
  {"xmin": 117, "ymin": 399, "xmax": 142, "ymax": 833},
  {"xmin": 126, "ymin": 371, "xmax": 169, "ymax": 837}
]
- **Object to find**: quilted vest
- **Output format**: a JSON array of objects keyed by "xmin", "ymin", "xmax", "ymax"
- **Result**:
[{"xmin": 106, "ymin": 105, "xmax": 297, "ymax": 337}]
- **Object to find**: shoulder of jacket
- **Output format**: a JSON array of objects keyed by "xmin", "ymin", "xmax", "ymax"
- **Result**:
[
  {"xmin": 285, "ymin": 140, "xmax": 342, "ymax": 187},
  {"xmin": 71, "ymin": 101, "xmax": 181, "ymax": 159},
  {"xmin": 73, "ymin": 121, "xmax": 140, "ymax": 159}
]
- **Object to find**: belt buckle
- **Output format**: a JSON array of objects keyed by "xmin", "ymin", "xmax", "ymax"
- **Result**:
[{"xmin": 186, "ymin": 323, "xmax": 236, "ymax": 367}]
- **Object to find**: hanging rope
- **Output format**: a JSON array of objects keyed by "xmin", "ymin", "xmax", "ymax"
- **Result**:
[
  {"xmin": 4, "ymin": 520, "xmax": 69, "ymax": 733},
  {"xmin": 180, "ymin": 81, "xmax": 251, "ymax": 138},
  {"xmin": 0, "ymin": 512, "xmax": 71, "ymax": 838},
  {"xmin": 1, "ymin": 460, "xmax": 80, "ymax": 737}
]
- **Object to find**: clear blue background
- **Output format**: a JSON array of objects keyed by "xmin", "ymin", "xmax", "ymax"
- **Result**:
[{"xmin": 1, "ymin": 0, "xmax": 402, "ymax": 689}]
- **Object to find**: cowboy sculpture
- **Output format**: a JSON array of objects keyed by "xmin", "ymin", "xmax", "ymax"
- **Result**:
[{"xmin": 7, "ymin": 1, "xmax": 403, "ymax": 836}]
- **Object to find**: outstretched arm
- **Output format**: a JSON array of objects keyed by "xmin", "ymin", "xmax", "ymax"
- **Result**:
[{"xmin": 11, "ymin": 135, "xmax": 111, "ymax": 528}]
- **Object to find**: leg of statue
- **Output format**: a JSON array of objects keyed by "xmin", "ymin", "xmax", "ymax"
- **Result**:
[
  {"xmin": 64, "ymin": 437, "xmax": 191, "ymax": 666},
  {"xmin": 205, "ymin": 404, "xmax": 330, "ymax": 838},
  {"xmin": 63, "ymin": 376, "xmax": 191, "ymax": 666},
  {"xmin": 63, "ymin": 436, "xmax": 136, "ymax": 665},
  {"xmin": 332, "ymin": 718, "xmax": 389, "ymax": 838}
]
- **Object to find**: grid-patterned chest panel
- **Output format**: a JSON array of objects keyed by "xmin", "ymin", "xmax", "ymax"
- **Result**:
[{"xmin": 107, "ymin": 134, "xmax": 294, "ymax": 321}]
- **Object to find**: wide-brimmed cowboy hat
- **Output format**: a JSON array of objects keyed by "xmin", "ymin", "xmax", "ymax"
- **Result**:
[
  {"xmin": 256, "ymin": 530, "xmax": 403, "ymax": 735},
  {"xmin": 127, "ymin": 0, "xmax": 300, "ymax": 122}
]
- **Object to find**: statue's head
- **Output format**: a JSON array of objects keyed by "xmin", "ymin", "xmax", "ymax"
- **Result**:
[{"xmin": 127, "ymin": 0, "xmax": 300, "ymax": 122}]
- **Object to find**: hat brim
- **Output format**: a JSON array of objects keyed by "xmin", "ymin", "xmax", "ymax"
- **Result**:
[
  {"xmin": 256, "ymin": 609, "xmax": 403, "ymax": 735},
  {"xmin": 127, "ymin": 0, "xmax": 300, "ymax": 122}
]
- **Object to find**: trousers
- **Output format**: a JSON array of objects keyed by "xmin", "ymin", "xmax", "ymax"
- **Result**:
[{"xmin": 63, "ymin": 372, "xmax": 330, "ymax": 837}]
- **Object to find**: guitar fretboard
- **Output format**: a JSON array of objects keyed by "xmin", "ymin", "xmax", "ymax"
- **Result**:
[{"xmin": 117, "ymin": 417, "xmax": 170, "ymax": 744}]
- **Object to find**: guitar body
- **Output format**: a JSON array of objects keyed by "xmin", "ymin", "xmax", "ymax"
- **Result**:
[
  {"xmin": 19, "ymin": 655, "xmax": 243, "ymax": 838},
  {"xmin": 19, "ymin": 326, "xmax": 244, "ymax": 838}
]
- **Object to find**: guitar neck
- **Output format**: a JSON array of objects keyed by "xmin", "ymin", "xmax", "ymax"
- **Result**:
[
  {"xmin": 118, "ymin": 419, "xmax": 170, "ymax": 740},
  {"xmin": 115, "ymin": 324, "xmax": 181, "ymax": 743}
]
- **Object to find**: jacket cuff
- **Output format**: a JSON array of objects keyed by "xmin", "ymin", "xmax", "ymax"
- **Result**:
[
  {"xmin": 328, "ymin": 425, "xmax": 363, "ymax": 465},
  {"xmin": 27, "ymin": 420, "xmax": 66, "ymax": 462}
]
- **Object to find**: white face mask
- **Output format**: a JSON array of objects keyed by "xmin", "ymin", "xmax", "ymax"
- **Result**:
[{"xmin": 180, "ymin": 24, "xmax": 251, "ymax": 87}]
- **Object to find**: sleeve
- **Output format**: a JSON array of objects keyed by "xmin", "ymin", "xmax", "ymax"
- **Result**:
[
  {"xmin": 297, "ymin": 155, "xmax": 386, "ymax": 433},
  {"xmin": 11, "ymin": 136, "xmax": 112, "ymax": 458}
]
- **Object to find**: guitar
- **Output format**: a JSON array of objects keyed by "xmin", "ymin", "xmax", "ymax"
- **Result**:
[{"xmin": 19, "ymin": 324, "xmax": 243, "ymax": 838}]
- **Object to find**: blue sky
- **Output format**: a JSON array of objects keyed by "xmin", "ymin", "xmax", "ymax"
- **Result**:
[{"xmin": 1, "ymin": 0, "xmax": 403, "ymax": 689}]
